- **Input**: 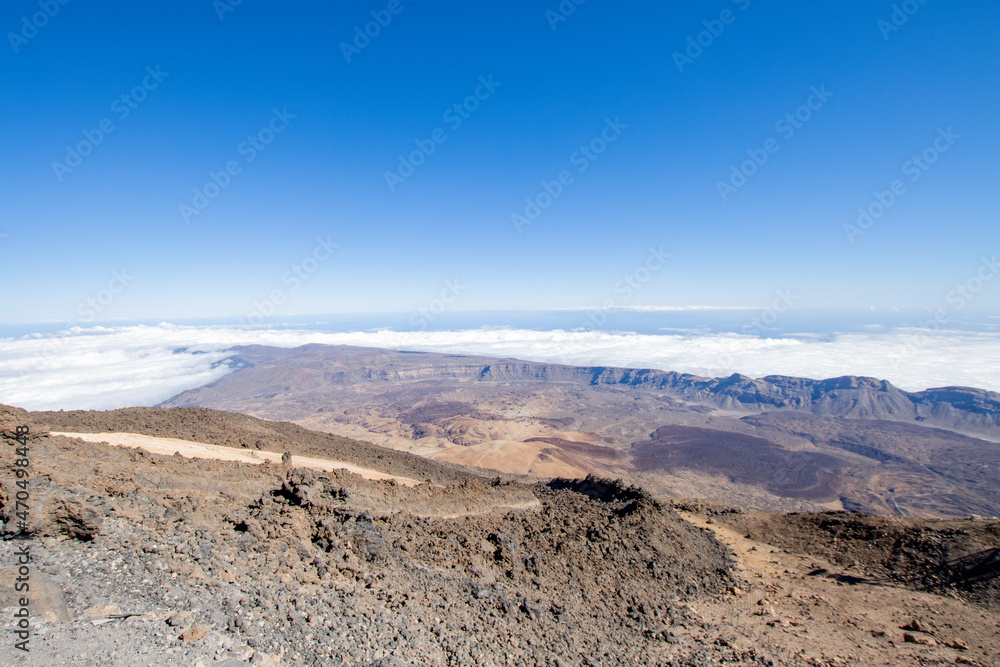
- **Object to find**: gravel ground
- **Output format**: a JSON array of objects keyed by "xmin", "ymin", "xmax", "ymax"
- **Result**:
[
  {"xmin": 2, "ymin": 404, "xmax": 996, "ymax": 666},
  {"xmin": 1, "ymin": 406, "xmax": 774, "ymax": 666}
]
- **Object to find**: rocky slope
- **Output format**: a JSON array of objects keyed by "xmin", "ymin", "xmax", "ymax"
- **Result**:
[
  {"xmin": 1, "ymin": 404, "xmax": 997, "ymax": 666},
  {"xmin": 28, "ymin": 406, "xmax": 482, "ymax": 486},
  {"xmin": 0, "ymin": 405, "xmax": 738, "ymax": 666},
  {"xmin": 672, "ymin": 497, "xmax": 1000, "ymax": 611}
]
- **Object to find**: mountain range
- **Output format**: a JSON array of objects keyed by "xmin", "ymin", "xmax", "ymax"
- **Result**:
[{"xmin": 160, "ymin": 344, "xmax": 1000, "ymax": 519}]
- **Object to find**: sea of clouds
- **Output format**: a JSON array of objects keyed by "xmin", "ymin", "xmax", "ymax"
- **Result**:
[{"xmin": 1, "ymin": 323, "xmax": 999, "ymax": 411}]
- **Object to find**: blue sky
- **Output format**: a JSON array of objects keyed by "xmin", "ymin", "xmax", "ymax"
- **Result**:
[{"xmin": 2, "ymin": 0, "xmax": 998, "ymax": 324}]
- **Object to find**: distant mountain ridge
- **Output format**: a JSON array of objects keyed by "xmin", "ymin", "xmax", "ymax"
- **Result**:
[
  {"xmin": 160, "ymin": 344, "xmax": 1000, "ymax": 517},
  {"xmin": 583, "ymin": 367, "xmax": 1000, "ymax": 434},
  {"xmin": 215, "ymin": 344, "xmax": 999, "ymax": 436}
]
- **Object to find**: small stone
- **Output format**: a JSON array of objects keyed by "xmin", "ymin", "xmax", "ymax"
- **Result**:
[
  {"xmin": 82, "ymin": 602, "xmax": 122, "ymax": 619},
  {"xmin": 166, "ymin": 611, "xmax": 194, "ymax": 627},
  {"xmin": 180, "ymin": 623, "xmax": 210, "ymax": 643},
  {"xmin": 250, "ymin": 653, "xmax": 280, "ymax": 666},
  {"xmin": 367, "ymin": 657, "xmax": 407, "ymax": 667}
]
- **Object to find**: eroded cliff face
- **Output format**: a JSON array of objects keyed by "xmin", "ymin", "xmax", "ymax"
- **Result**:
[
  {"xmin": 182, "ymin": 344, "xmax": 1000, "ymax": 435},
  {"xmin": 580, "ymin": 366, "xmax": 998, "ymax": 431}
]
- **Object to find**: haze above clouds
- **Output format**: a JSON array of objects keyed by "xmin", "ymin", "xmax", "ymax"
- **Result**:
[{"xmin": 2, "ymin": 325, "xmax": 998, "ymax": 411}]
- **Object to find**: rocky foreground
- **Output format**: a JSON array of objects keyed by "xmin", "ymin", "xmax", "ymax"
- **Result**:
[{"xmin": 0, "ymin": 405, "xmax": 998, "ymax": 666}]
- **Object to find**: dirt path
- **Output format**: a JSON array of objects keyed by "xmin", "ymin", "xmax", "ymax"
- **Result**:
[
  {"xmin": 52, "ymin": 431, "xmax": 421, "ymax": 486},
  {"xmin": 677, "ymin": 511, "xmax": 1000, "ymax": 666}
]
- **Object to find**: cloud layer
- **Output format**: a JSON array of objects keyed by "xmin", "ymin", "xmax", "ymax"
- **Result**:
[{"xmin": 2, "ymin": 323, "xmax": 998, "ymax": 411}]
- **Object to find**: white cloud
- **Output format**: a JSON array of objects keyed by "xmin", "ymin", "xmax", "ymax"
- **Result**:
[
  {"xmin": 610, "ymin": 305, "xmax": 760, "ymax": 311},
  {"xmin": 555, "ymin": 305, "xmax": 758, "ymax": 311},
  {"xmin": 1, "ymin": 323, "xmax": 998, "ymax": 411}
]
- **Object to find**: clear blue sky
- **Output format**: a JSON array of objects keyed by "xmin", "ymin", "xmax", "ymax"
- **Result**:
[{"xmin": 2, "ymin": 0, "xmax": 998, "ymax": 324}]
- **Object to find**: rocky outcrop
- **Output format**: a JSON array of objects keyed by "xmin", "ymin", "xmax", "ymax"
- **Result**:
[
  {"xmin": 585, "ymin": 368, "xmax": 1000, "ymax": 432},
  {"xmin": 0, "ymin": 480, "xmax": 106, "ymax": 541}
]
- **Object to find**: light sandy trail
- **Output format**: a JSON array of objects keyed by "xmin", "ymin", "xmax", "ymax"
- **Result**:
[{"xmin": 51, "ymin": 432, "xmax": 420, "ymax": 486}]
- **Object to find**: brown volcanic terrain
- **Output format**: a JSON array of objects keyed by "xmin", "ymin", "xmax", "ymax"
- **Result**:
[
  {"xmin": 28, "ymin": 405, "xmax": 480, "ymax": 486},
  {"xmin": 161, "ymin": 344, "xmax": 1000, "ymax": 518},
  {"xmin": 2, "ymin": 405, "xmax": 998, "ymax": 666},
  {"xmin": 632, "ymin": 426, "xmax": 842, "ymax": 501}
]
